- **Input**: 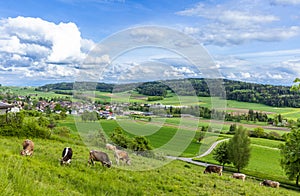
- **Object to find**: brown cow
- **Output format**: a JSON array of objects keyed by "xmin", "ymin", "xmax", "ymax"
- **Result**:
[
  {"xmin": 106, "ymin": 143, "xmax": 116, "ymax": 151},
  {"xmin": 232, "ymin": 173, "xmax": 246, "ymax": 181},
  {"xmin": 20, "ymin": 139, "xmax": 34, "ymax": 156},
  {"xmin": 203, "ymin": 165, "xmax": 222, "ymax": 176},
  {"xmin": 88, "ymin": 150, "xmax": 112, "ymax": 168},
  {"xmin": 114, "ymin": 149, "xmax": 131, "ymax": 165},
  {"xmin": 260, "ymin": 180, "xmax": 280, "ymax": 188}
]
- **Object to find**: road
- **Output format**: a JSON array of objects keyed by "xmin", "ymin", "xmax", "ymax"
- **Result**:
[{"xmin": 166, "ymin": 138, "xmax": 229, "ymax": 167}]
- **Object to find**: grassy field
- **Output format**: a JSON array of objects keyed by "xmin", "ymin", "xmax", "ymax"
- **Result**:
[
  {"xmin": 59, "ymin": 115, "xmax": 288, "ymax": 159},
  {"xmin": 193, "ymin": 137, "xmax": 295, "ymax": 186},
  {"xmin": 1, "ymin": 136, "xmax": 299, "ymax": 195}
]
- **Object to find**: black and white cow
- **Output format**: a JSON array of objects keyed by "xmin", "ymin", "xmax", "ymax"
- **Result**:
[{"xmin": 61, "ymin": 147, "xmax": 73, "ymax": 165}]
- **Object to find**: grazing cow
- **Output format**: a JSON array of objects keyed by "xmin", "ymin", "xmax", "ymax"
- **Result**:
[
  {"xmin": 232, "ymin": 173, "xmax": 246, "ymax": 181},
  {"xmin": 61, "ymin": 147, "xmax": 73, "ymax": 165},
  {"xmin": 106, "ymin": 143, "xmax": 116, "ymax": 151},
  {"xmin": 88, "ymin": 150, "xmax": 112, "ymax": 168},
  {"xmin": 20, "ymin": 139, "xmax": 34, "ymax": 156},
  {"xmin": 114, "ymin": 149, "xmax": 131, "ymax": 165},
  {"xmin": 260, "ymin": 180, "xmax": 280, "ymax": 188},
  {"xmin": 203, "ymin": 165, "xmax": 222, "ymax": 176}
]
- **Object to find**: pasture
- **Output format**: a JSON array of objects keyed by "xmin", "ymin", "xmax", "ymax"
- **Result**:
[
  {"xmin": 193, "ymin": 137, "xmax": 295, "ymax": 186},
  {"xmin": 0, "ymin": 136, "xmax": 299, "ymax": 195}
]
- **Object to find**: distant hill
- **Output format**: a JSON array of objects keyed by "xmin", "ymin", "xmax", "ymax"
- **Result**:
[{"xmin": 36, "ymin": 78, "xmax": 300, "ymax": 107}]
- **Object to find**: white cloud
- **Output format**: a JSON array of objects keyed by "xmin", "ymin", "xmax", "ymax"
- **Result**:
[
  {"xmin": 178, "ymin": 4, "xmax": 278, "ymax": 27},
  {"xmin": 0, "ymin": 16, "xmax": 96, "ymax": 84},
  {"xmin": 241, "ymin": 72, "xmax": 251, "ymax": 78},
  {"xmin": 129, "ymin": 28, "xmax": 166, "ymax": 43},
  {"xmin": 183, "ymin": 27, "xmax": 200, "ymax": 35},
  {"xmin": 271, "ymin": 0, "xmax": 300, "ymax": 5},
  {"xmin": 177, "ymin": 2, "xmax": 300, "ymax": 46}
]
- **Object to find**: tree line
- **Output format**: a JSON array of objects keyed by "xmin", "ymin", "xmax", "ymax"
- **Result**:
[{"xmin": 33, "ymin": 78, "xmax": 300, "ymax": 108}]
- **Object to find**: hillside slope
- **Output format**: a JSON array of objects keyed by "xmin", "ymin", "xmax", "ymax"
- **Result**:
[{"xmin": 0, "ymin": 137, "xmax": 299, "ymax": 195}]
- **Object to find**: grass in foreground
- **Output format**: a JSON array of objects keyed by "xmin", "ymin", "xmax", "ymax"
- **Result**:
[{"xmin": 0, "ymin": 137, "xmax": 299, "ymax": 195}]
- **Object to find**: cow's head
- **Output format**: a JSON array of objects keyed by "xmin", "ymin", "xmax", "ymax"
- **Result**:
[{"xmin": 104, "ymin": 161, "xmax": 112, "ymax": 168}]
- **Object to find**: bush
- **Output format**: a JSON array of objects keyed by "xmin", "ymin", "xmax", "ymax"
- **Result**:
[
  {"xmin": 22, "ymin": 119, "xmax": 51, "ymax": 139},
  {"xmin": 267, "ymin": 131, "xmax": 282, "ymax": 140},
  {"xmin": 52, "ymin": 126, "xmax": 71, "ymax": 138},
  {"xmin": 110, "ymin": 127, "xmax": 133, "ymax": 149},
  {"xmin": 147, "ymin": 96, "xmax": 164, "ymax": 101}
]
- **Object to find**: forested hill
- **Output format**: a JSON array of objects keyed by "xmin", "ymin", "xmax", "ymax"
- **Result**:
[{"xmin": 36, "ymin": 78, "xmax": 300, "ymax": 108}]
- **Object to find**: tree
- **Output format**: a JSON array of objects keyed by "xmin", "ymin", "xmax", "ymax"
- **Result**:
[
  {"xmin": 291, "ymin": 78, "xmax": 300, "ymax": 92},
  {"xmin": 280, "ymin": 128, "xmax": 300, "ymax": 186},
  {"xmin": 131, "ymin": 136, "xmax": 153, "ymax": 157},
  {"xmin": 228, "ymin": 124, "xmax": 237, "ymax": 134},
  {"xmin": 110, "ymin": 127, "xmax": 132, "ymax": 149},
  {"xmin": 213, "ymin": 141, "xmax": 231, "ymax": 167},
  {"xmin": 228, "ymin": 126, "xmax": 251, "ymax": 172},
  {"xmin": 253, "ymin": 127, "xmax": 265, "ymax": 138}
]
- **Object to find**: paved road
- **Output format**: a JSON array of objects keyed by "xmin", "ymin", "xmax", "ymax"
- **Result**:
[{"xmin": 166, "ymin": 138, "xmax": 229, "ymax": 167}]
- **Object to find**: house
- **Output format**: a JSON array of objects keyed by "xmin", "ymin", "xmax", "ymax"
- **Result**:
[{"xmin": 0, "ymin": 102, "xmax": 14, "ymax": 115}]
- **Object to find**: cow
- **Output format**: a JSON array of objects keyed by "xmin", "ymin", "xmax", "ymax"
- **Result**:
[
  {"xmin": 203, "ymin": 165, "xmax": 222, "ymax": 176},
  {"xmin": 20, "ymin": 139, "xmax": 34, "ymax": 156},
  {"xmin": 114, "ymin": 149, "xmax": 131, "ymax": 165},
  {"xmin": 88, "ymin": 150, "xmax": 112, "ymax": 168},
  {"xmin": 260, "ymin": 180, "xmax": 280, "ymax": 188},
  {"xmin": 106, "ymin": 143, "xmax": 116, "ymax": 151},
  {"xmin": 231, "ymin": 173, "xmax": 246, "ymax": 181},
  {"xmin": 61, "ymin": 147, "xmax": 73, "ymax": 165}
]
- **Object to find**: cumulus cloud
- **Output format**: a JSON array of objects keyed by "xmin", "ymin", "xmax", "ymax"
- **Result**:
[{"xmin": 0, "ymin": 16, "xmax": 96, "ymax": 85}]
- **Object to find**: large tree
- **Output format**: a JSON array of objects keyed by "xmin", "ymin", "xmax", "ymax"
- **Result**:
[
  {"xmin": 280, "ymin": 128, "xmax": 300, "ymax": 186},
  {"xmin": 228, "ymin": 126, "xmax": 251, "ymax": 172},
  {"xmin": 213, "ymin": 141, "xmax": 231, "ymax": 167}
]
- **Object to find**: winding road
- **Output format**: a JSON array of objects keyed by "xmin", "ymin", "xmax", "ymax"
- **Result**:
[{"xmin": 166, "ymin": 138, "xmax": 229, "ymax": 167}]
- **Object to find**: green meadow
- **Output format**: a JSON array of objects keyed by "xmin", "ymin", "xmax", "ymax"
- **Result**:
[
  {"xmin": 1, "ymin": 122, "xmax": 300, "ymax": 195},
  {"xmin": 193, "ymin": 137, "xmax": 295, "ymax": 186}
]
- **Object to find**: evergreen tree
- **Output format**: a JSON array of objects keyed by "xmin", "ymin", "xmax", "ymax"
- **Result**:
[{"xmin": 228, "ymin": 126, "xmax": 251, "ymax": 172}]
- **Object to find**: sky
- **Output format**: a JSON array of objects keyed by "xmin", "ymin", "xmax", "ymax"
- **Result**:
[{"xmin": 0, "ymin": 0, "xmax": 300, "ymax": 86}]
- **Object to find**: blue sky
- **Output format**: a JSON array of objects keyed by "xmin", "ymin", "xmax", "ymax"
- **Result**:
[{"xmin": 1, "ymin": 0, "xmax": 300, "ymax": 86}]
